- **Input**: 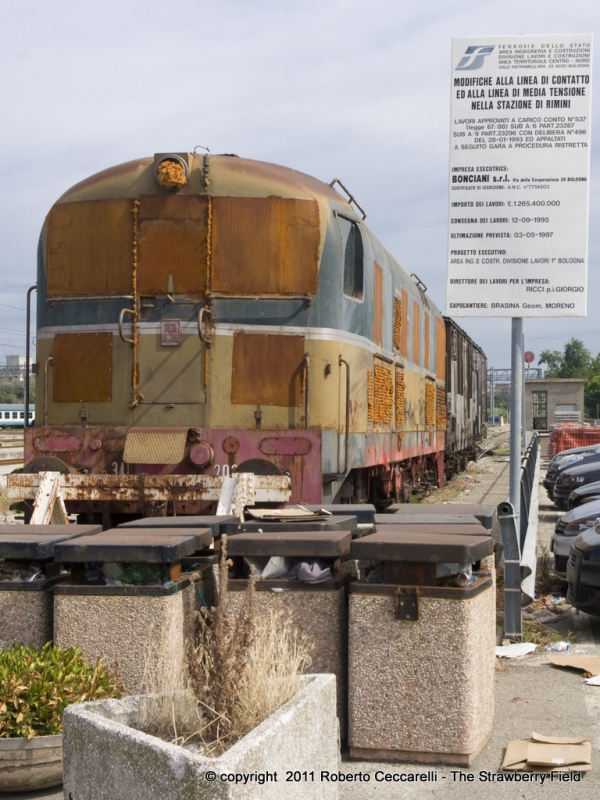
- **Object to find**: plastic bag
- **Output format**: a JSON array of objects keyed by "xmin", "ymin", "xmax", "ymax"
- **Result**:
[{"xmin": 262, "ymin": 556, "xmax": 293, "ymax": 580}]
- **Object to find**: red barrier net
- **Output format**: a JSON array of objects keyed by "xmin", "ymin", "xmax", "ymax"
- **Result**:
[{"xmin": 549, "ymin": 425, "xmax": 600, "ymax": 458}]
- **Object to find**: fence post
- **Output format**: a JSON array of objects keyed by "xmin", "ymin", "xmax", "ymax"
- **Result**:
[{"xmin": 498, "ymin": 501, "xmax": 522, "ymax": 641}]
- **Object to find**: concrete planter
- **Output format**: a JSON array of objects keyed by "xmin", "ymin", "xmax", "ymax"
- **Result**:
[
  {"xmin": 0, "ymin": 733, "xmax": 63, "ymax": 793},
  {"xmin": 63, "ymin": 674, "xmax": 339, "ymax": 800}
]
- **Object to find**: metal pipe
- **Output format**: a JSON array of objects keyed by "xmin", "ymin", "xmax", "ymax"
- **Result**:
[
  {"xmin": 521, "ymin": 331, "xmax": 527, "ymax": 450},
  {"xmin": 43, "ymin": 356, "xmax": 53, "ymax": 426},
  {"xmin": 509, "ymin": 318, "xmax": 523, "ymax": 517},
  {"xmin": 339, "ymin": 356, "xmax": 351, "ymax": 474},
  {"xmin": 25, "ymin": 285, "xmax": 37, "ymax": 428},
  {"xmin": 303, "ymin": 354, "xmax": 310, "ymax": 429}
]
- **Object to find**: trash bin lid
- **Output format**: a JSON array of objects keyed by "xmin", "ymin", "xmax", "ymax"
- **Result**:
[
  {"xmin": 54, "ymin": 529, "xmax": 208, "ymax": 563},
  {"xmin": 220, "ymin": 516, "xmax": 357, "ymax": 536},
  {"xmin": 384, "ymin": 504, "xmax": 495, "ymax": 530},
  {"xmin": 375, "ymin": 514, "xmax": 484, "ymax": 528},
  {"xmin": 0, "ymin": 524, "xmax": 102, "ymax": 537},
  {"xmin": 0, "ymin": 525, "xmax": 103, "ymax": 560},
  {"xmin": 227, "ymin": 530, "xmax": 351, "ymax": 558},
  {"xmin": 351, "ymin": 529, "xmax": 493, "ymax": 562},
  {"xmin": 117, "ymin": 516, "xmax": 236, "ymax": 536},
  {"xmin": 301, "ymin": 504, "xmax": 376, "ymax": 524}
]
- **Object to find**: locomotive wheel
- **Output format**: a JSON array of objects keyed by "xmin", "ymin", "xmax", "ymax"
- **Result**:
[
  {"xmin": 23, "ymin": 456, "xmax": 73, "ymax": 474},
  {"xmin": 235, "ymin": 458, "xmax": 283, "ymax": 476}
]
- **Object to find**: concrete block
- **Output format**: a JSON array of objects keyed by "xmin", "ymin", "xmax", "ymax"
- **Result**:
[
  {"xmin": 54, "ymin": 585, "xmax": 192, "ymax": 693},
  {"xmin": 0, "ymin": 589, "xmax": 52, "ymax": 649},
  {"xmin": 63, "ymin": 675, "xmax": 340, "ymax": 800}
]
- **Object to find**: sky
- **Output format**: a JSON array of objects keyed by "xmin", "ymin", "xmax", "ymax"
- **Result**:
[{"xmin": 0, "ymin": 0, "xmax": 599, "ymax": 371}]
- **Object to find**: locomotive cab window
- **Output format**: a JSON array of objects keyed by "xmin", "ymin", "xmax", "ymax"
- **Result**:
[{"xmin": 337, "ymin": 215, "xmax": 364, "ymax": 299}]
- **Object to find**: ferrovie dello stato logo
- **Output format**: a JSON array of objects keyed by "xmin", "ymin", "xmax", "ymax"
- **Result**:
[{"xmin": 455, "ymin": 45, "xmax": 495, "ymax": 70}]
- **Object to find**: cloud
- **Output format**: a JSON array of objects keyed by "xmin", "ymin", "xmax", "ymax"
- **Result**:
[{"xmin": 0, "ymin": 0, "xmax": 598, "ymax": 368}]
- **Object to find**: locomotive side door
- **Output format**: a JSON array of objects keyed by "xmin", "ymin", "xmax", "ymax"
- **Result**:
[{"xmin": 135, "ymin": 194, "xmax": 209, "ymax": 405}]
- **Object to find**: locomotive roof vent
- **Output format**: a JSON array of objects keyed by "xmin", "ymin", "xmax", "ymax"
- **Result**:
[{"xmin": 154, "ymin": 153, "xmax": 190, "ymax": 190}]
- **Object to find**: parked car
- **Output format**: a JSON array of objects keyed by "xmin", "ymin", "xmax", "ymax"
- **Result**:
[
  {"xmin": 544, "ymin": 446, "xmax": 600, "ymax": 500},
  {"xmin": 551, "ymin": 499, "xmax": 600, "ymax": 576},
  {"xmin": 566, "ymin": 525, "xmax": 600, "ymax": 618},
  {"xmin": 553, "ymin": 461, "xmax": 600, "ymax": 510},
  {"xmin": 568, "ymin": 480, "xmax": 600, "ymax": 511}
]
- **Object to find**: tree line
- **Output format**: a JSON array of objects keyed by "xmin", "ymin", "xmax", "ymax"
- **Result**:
[{"xmin": 0, "ymin": 380, "xmax": 35, "ymax": 404}]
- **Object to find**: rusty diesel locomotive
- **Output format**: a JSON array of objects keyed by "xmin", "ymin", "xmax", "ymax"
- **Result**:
[{"xmin": 24, "ymin": 152, "xmax": 486, "ymax": 519}]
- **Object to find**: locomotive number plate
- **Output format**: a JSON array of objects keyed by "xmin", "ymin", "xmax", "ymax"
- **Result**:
[{"xmin": 161, "ymin": 319, "xmax": 181, "ymax": 346}]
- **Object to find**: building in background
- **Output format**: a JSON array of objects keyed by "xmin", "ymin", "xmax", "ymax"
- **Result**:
[
  {"xmin": 0, "ymin": 355, "xmax": 33, "ymax": 381},
  {"xmin": 525, "ymin": 379, "xmax": 587, "ymax": 431}
]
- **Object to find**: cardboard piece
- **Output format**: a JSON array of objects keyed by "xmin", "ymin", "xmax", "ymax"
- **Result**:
[
  {"xmin": 246, "ymin": 508, "xmax": 328, "ymax": 522},
  {"xmin": 547, "ymin": 655, "xmax": 600, "ymax": 677},
  {"xmin": 502, "ymin": 732, "xmax": 592, "ymax": 772}
]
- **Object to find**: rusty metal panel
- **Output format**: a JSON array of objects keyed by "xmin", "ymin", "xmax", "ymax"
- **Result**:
[
  {"xmin": 232, "ymin": 333, "xmax": 304, "ymax": 406},
  {"xmin": 47, "ymin": 200, "xmax": 133, "ymax": 295},
  {"xmin": 413, "ymin": 300, "xmax": 420, "ymax": 365},
  {"xmin": 137, "ymin": 195, "xmax": 208, "ymax": 296},
  {"xmin": 211, "ymin": 197, "xmax": 320, "ymax": 295},
  {"xmin": 53, "ymin": 333, "xmax": 112, "ymax": 403},
  {"xmin": 424, "ymin": 312, "xmax": 430, "ymax": 370},
  {"xmin": 393, "ymin": 296, "xmax": 402, "ymax": 351},
  {"xmin": 395, "ymin": 368, "xmax": 405, "ymax": 428},
  {"xmin": 123, "ymin": 428, "xmax": 188, "ymax": 464},
  {"xmin": 3, "ymin": 472, "xmax": 291, "ymax": 504},
  {"xmin": 436, "ymin": 318, "xmax": 446, "ymax": 381},
  {"xmin": 401, "ymin": 289, "xmax": 409, "ymax": 357},
  {"xmin": 373, "ymin": 358, "xmax": 394, "ymax": 429},
  {"xmin": 259, "ymin": 437, "xmax": 312, "ymax": 455},
  {"xmin": 372, "ymin": 263, "xmax": 383, "ymax": 346}
]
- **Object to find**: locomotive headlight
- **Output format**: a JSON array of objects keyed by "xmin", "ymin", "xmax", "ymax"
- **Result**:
[{"xmin": 154, "ymin": 154, "xmax": 189, "ymax": 190}]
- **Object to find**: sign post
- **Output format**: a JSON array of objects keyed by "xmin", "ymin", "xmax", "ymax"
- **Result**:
[{"xmin": 446, "ymin": 34, "xmax": 593, "ymax": 514}]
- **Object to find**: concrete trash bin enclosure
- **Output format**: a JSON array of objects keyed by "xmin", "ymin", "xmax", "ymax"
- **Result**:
[
  {"xmin": 227, "ymin": 529, "xmax": 352, "ymax": 738},
  {"xmin": 53, "ymin": 527, "xmax": 212, "ymax": 693},
  {"xmin": 348, "ymin": 527, "xmax": 495, "ymax": 765},
  {"xmin": 0, "ymin": 524, "xmax": 101, "ymax": 649},
  {"xmin": 118, "ymin": 516, "xmax": 231, "ymax": 609}
]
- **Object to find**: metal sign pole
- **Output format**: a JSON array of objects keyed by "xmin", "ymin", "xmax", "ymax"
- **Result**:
[
  {"xmin": 521, "ymin": 332, "xmax": 527, "ymax": 450},
  {"xmin": 509, "ymin": 318, "xmax": 523, "ymax": 517}
]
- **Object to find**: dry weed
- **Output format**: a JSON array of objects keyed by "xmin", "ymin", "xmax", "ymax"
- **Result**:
[
  {"xmin": 133, "ymin": 623, "xmax": 201, "ymax": 744},
  {"xmin": 135, "ymin": 535, "xmax": 315, "ymax": 757},
  {"xmin": 234, "ymin": 606, "xmax": 313, "ymax": 742},
  {"xmin": 535, "ymin": 544, "xmax": 553, "ymax": 594},
  {"xmin": 521, "ymin": 620, "xmax": 575, "ymax": 646},
  {"xmin": 0, "ymin": 489, "xmax": 11, "ymax": 524}
]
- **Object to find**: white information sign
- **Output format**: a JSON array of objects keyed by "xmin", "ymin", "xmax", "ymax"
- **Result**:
[{"xmin": 446, "ymin": 35, "xmax": 592, "ymax": 317}]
